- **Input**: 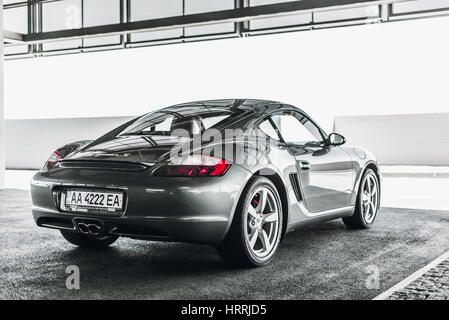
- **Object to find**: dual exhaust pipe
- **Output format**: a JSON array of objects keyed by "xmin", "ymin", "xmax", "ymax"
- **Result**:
[{"xmin": 74, "ymin": 219, "xmax": 103, "ymax": 236}]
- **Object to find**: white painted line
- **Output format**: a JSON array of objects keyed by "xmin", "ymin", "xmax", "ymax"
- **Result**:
[{"xmin": 373, "ymin": 250, "xmax": 449, "ymax": 300}]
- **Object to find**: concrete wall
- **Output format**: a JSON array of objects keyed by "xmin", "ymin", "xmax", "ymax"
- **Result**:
[
  {"xmin": 6, "ymin": 116, "xmax": 132, "ymax": 169},
  {"xmin": 7, "ymin": 113, "xmax": 448, "ymax": 169},
  {"xmin": 333, "ymin": 113, "xmax": 449, "ymax": 166}
]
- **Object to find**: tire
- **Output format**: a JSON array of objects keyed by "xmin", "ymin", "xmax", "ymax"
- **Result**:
[
  {"xmin": 343, "ymin": 168, "xmax": 380, "ymax": 229},
  {"xmin": 60, "ymin": 230, "xmax": 119, "ymax": 249},
  {"xmin": 216, "ymin": 176, "xmax": 283, "ymax": 267}
]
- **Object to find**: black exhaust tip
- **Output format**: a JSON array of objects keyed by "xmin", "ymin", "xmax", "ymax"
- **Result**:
[
  {"xmin": 73, "ymin": 218, "xmax": 105, "ymax": 236},
  {"xmin": 88, "ymin": 224, "xmax": 102, "ymax": 235},
  {"xmin": 77, "ymin": 223, "xmax": 89, "ymax": 234}
]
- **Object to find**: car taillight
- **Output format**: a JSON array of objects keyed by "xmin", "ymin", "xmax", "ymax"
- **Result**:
[
  {"xmin": 46, "ymin": 151, "xmax": 62, "ymax": 168},
  {"xmin": 154, "ymin": 155, "xmax": 231, "ymax": 177}
]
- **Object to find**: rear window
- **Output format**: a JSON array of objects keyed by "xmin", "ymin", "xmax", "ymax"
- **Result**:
[{"xmin": 119, "ymin": 111, "xmax": 232, "ymax": 136}]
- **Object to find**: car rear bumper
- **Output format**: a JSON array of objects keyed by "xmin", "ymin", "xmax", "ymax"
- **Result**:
[
  {"xmin": 32, "ymin": 208, "xmax": 230, "ymax": 244},
  {"xmin": 31, "ymin": 165, "xmax": 251, "ymax": 244}
]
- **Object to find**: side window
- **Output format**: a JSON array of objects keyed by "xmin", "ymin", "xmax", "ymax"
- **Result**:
[
  {"xmin": 202, "ymin": 115, "xmax": 229, "ymax": 129},
  {"xmin": 271, "ymin": 112, "xmax": 323, "ymax": 144},
  {"xmin": 258, "ymin": 119, "xmax": 280, "ymax": 141},
  {"xmin": 154, "ymin": 116, "xmax": 173, "ymax": 132}
]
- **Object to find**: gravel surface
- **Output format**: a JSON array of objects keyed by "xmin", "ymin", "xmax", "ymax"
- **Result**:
[{"xmin": 2, "ymin": 189, "xmax": 449, "ymax": 300}]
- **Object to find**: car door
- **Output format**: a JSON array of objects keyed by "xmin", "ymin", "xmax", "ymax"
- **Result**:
[{"xmin": 270, "ymin": 111, "xmax": 355, "ymax": 213}]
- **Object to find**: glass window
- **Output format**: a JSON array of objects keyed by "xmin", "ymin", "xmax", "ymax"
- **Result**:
[
  {"xmin": 184, "ymin": 23, "xmax": 234, "ymax": 37},
  {"xmin": 314, "ymin": 6, "xmax": 379, "ymax": 22},
  {"xmin": 42, "ymin": 0, "xmax": 82, "ymax": 50},
  {"xmin": 130, "ymin": 0, "xmax": 183, "ymax": 42},
  {"xmin": 258, "ymin": 119, "xmax": 280, "ymax": 141},
  {"xmin": 43, "ymin": 0, "xmax": 82, "ymax": 32},
  {"xmin": 43, "ymin": 39, "xmax": 82, "ymax": 51},
  {"xmin": 250, "ymin": 0, "xmax": 297, "ymax": 4},
  {"xmin": 393, "ymin": 0, "xmax": 449, "ymax": 14},
  {"xmin": 131, "ymin": 0, "xmax": 182, "ymax": 20},
  {"xmin": 119, "ymin": 111, "xmax": 232, "ymax": 136},
  {"xmin": 184, "ymin": 0, "xmax": 235, "ymax": 36},
  {"xmin": 249, "ymin": 0, "xmax": 311, "ymax": 30},
  {"xmin": 250, "ymin": 13, "xmax": 311, "ymax": 30},
  {"xmin": 84, "ymin": 0, "xmax": 120, "ymax": 27},
  {"xmin": 4, "ymin": 6, "xmax": 27, "ymax": 34},
  {"xmin": 83, "ymin": 0, "xmax": 120, "ymax": 46},
  {"xmin": 4, "ymin": 45, "xmax": 29, "ymax": 55},
  {"xmin": 186, "ymin": 0, "xmax": 235, "ymax": 14},
  {"xmin": 271, "ymin": 112, "xmax": 323, "ymax": 144},
  {"xmin": 203, "ymin": 115, "xmax": 230, "ymax": 129},
  {"xmin": 154, "ymin": 116, "xmax": 174, "ymax": 132}
]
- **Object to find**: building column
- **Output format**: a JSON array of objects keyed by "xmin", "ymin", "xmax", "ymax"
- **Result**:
[{"xmin": 0, "ymin": 0, "xmax": 5, "ymax": 189}]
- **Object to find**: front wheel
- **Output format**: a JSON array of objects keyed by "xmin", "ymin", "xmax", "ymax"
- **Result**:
[
  {"xmin": 343, "ymin": 168, "xmax": 380, "ymax": 229},
  {"xmin": 216, "ymin": 177, "xmax": 283, "ymax": 267}
]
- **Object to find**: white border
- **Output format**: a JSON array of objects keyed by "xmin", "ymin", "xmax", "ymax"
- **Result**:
[{"xmin": 373, "ymin": 250, "xmax": 449, "ymax": 300}]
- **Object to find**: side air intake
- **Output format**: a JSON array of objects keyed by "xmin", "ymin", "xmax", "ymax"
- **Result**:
[{"xmin": 289, "ymin": 173, "xmax": 302, "ymax": 201}]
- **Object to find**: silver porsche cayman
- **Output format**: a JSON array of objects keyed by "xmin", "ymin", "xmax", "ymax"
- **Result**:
[{"xmin": 31, "ymin": 99, "xmax": 380, "ymax": 267}]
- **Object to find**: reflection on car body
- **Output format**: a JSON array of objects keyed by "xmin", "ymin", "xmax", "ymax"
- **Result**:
[{"xmin": 31, "ymin": 99, "xmax": 380, "ymax": 267}]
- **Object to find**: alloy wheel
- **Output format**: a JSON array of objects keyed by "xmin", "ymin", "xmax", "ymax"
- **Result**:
[
  {"xmin": 245, "ymin": 186, "xmax": 280, "ymax": 260},
  {"xmin": 361, "ymin": 173, "xmax": 379, "ymax": 224}
]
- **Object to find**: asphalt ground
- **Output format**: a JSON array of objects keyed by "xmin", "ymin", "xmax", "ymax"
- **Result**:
[{"xmin": 1, "ymin": 189, "xmax": 449, "ymax": 300}]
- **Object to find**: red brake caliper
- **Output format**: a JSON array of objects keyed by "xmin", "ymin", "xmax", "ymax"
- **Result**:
[{"xmin": 252, "ymin": 199, "xmax": 264, "ymax": 215}]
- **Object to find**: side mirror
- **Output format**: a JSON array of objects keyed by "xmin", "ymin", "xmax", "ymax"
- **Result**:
[{"xmin": 328, "ymin": 133, "xmax": 346, "ymax": 146}]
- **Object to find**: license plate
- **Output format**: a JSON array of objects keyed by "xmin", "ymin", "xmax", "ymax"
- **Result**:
[{"xmin": 64, "ymin": 190, "xmax": 124, "ymax": 211}]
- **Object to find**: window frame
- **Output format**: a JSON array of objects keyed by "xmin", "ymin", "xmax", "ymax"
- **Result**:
[
  {"xmin": 118, "ymin": 110, "xmax": 234, "ymax": 136},
  {"xmin": 265, "ymin": 108, "xmax": 328, "ymax": 146},
  {"xmin": 256, "ymin": 116, "xmax": 282, "ymax": 142}
]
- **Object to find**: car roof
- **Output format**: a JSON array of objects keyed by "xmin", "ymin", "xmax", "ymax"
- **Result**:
[{"xmin": 162, "ymin": 99, "xmax": 301, "ymax": 115}]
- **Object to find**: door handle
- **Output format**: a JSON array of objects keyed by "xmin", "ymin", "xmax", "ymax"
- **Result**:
[{"xmin": 299, "ymin": 161, "xmax": 311, "ymax": 171}]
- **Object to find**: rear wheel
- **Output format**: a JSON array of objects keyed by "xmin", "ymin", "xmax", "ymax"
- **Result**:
[
  {"xmin": 216, "ymin": 177, "xmax": 283, "ymax": 267},
  {"xmin": 60, "ymin": 230, "xmax": 119, "ymax": 249},
  {"xmin": 343, "ymin": 168, "xmax": 380, "ymax": 229}
]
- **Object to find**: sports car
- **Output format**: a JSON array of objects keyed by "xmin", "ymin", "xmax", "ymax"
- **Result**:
[{"xmin": 31, "ymin": 99, "xmax": 380, "ymax": 267}]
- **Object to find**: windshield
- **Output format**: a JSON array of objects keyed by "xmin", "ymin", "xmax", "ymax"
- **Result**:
[{"xmin": 119, "ymin": 111, "xmax": 232, "ymax": 136}]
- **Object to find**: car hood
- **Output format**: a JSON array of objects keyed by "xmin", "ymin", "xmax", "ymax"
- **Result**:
[{"xmin": 64, "ymin": 135, "xmax": 186, "ymax": 164}]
